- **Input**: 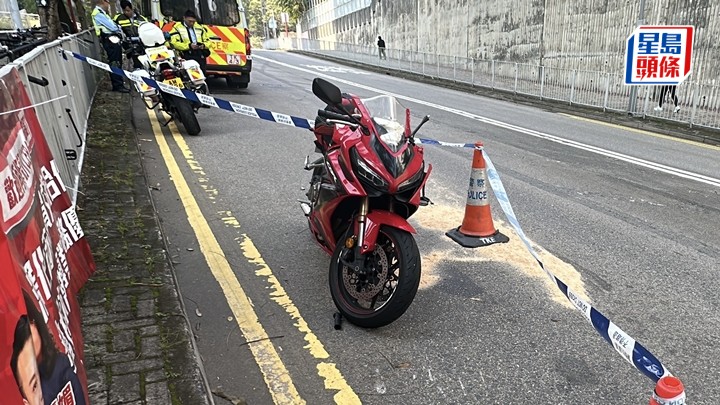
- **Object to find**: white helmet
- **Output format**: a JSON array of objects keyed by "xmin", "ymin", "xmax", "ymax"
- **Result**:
[{"xmin": 138, "ymin": 22, "xmax": 166, "ymax": 48}]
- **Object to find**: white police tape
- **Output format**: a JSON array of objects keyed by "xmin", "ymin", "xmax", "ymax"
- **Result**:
[
  {"xmin": 61, "ymin": 49, "xmax": 484, "ymax": 140},
  {"xmin": 417, "ymin": 139, "xmax": 675, "ymax": 382},
  {"xmin": 483, "ymin": 151, "xmax": 672, "ymax": 383},
  {"xmin": 397, "ymin": 137, "xmax": 675, "ymax": 383},
  {"xmin": 415, "ymin": 138, "xmax": 476, "ymax": 148},
  {"xmin": 59, "ymin": 49, "xmax": 316, "ymax": 130},
  {"xmin": 63, "ymin": 48, "xmax": 675, "ymax": 384}
]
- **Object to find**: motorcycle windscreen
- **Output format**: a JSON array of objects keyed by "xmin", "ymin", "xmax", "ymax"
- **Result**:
[
  {"xmin": 370, "ymin": 129, "xmax": 414, "ymax": 179},
  {"xmin": 362, "ymin": 95, "xmax": 414, "ymax": 178}
]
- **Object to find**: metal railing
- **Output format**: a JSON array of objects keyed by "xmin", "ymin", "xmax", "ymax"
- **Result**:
[
  {"xmin": 282, "ymin": 39, "xmax": 720, "ymax": 132},
  {"xmin": 3, "ymin": 30, "xmax": 102, "ymax": 204}
]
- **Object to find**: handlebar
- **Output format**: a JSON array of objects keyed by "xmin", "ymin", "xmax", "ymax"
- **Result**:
[{"xmin": 317, "ymin": 109, "xmax": 353, "ymax": 122}]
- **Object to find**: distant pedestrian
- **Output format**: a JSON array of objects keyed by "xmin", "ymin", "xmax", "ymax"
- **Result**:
[
  {"xmin": 654, "ymin": 85, "xmax": 680, "ymax": 113},
  {"xmin": 377, "ymin": 36, "xmax": 386, "ymax": 60}
]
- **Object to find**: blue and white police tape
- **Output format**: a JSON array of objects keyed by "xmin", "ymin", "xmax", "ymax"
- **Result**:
[
  {"xmin": 61, "ymin": 49, "xmax": 677, "ymax": 382},
  {"xmin": 59, "ymin": 50, "xmax": 512, "ymax": 145},
  {"xmin": 59, "ymin": 49, "xmax": 315, "ymax": 130},
  {"xmin": 414, "ymin": 140, "xmax": 675, "ymax": 382},
  {"xmin": 415, "ymin": 138, "xmax": 476, "ymax": 148},
  {"xmin": 483, "ymin": 151, "xmax": 672, "ymax": 383}
]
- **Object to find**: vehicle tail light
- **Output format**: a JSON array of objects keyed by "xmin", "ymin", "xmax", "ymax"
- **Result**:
[{"xmin": 244, "ymin": 28, "xmax": 251, "ymax": 55}]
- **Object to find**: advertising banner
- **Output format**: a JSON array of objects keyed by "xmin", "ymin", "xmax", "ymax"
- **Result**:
[{"xmin": 0, "ymin": 67, "xmax": 95, "ymax": 405}]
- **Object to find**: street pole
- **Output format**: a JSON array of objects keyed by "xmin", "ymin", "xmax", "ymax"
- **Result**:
[
  {"xmin": 628, "ymin": 0, "xmax": 646, "ymax": 115},
  {"xmin": 261, "ymin": 0, "xmax": 269, "ymax": 39},
  {"xmin": 9, "ymin": 0, "xmax": 24, "ymax": 30}
]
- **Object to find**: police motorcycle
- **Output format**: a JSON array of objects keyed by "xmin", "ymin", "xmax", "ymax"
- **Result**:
[{"xmin": 131, "ymin": 22, "xmax": 207, "ymax": 136}]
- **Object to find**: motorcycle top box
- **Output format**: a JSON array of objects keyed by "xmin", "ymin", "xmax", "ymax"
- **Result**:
[{"xmin": 302, "ymin": 78, "xmax": 432, "ymax": 328}]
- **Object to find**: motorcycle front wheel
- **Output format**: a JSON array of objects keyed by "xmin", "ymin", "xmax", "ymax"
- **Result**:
[
  {"xmin": 329, "ymin": 226, "xmax": 421, "ymax": 328},
  {"xmin": 173, "ymin": 95, "xmax": 201, "ymax": 136}
]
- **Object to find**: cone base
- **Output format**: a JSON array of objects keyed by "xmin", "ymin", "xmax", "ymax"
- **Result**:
[{"xmin": 446, "ymin": 227, "xmax": 509, "ymax": 248}]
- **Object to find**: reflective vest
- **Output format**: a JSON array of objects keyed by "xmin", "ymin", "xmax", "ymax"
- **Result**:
[
  {"xmin": 91, "ymin": 6, "xmax": 117, "ymax": 37},
  {"xmin": 168, "ymin": 21, "xmax": 210, "ymax": 52},
  {"xmin": 113, "ymin": 12, "xmax": 148, "ymax": 37}
]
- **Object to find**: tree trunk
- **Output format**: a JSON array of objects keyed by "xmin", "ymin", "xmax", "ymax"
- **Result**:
[
  {"xmin": 38, "ymin": 0, "xmax": 62, "ymax": 40},
  {"xmin": 74, "ymin": 0, "xmax": 88, "ymax": 29}
]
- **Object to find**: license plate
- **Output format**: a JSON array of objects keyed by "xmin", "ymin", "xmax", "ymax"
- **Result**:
[
  {"xmin": 163, "ymin": 78, "xmax": 184, "ymax": 88},
  {"xmin": 227, "ymin": 54, "xmax": 241, "ymax": 64}
]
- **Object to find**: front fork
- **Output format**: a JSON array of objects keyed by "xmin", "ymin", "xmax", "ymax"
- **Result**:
[
  {"xmin": 356, "ymin": 196, "xmax": 369, "ymax": 251},
  {"xmin": 342, "ymin": 197, "xmax": 370, "ymax": 273}
]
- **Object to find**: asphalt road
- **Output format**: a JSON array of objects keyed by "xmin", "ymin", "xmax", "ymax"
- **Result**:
[{"xmin": 134, "ymin": 50, "xmax": 720, "ymax": 405}]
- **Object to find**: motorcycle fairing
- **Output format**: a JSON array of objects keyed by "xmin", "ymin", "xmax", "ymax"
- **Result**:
[{"xmin": 359, "ymin": 211, "xmax": 416, "ymax": 254}]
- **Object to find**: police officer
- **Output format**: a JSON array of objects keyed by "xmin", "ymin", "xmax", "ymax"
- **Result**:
[
  {"xmin": 114, "ymin": 1, "xmax": 148, "ymax": 37},
  {"xmin": 113, "ymin": 0, "xmax": 148, "ymax": 68},
  {"xmin": 169, "ymin": 9, "xmax": 211, "ymax": 74},
  {"xmin": 92, "ymin": 0, "xmax": 128, "ymax": 92}
]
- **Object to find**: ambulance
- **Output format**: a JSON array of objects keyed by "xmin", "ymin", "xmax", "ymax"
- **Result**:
[{"xmin": 142, "ymin": 0, "xmax": 252, "ymax": 88}]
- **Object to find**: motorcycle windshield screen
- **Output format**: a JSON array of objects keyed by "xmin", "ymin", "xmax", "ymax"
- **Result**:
[{"xmin": 160, "ymin": 0, "xmax": 240, "ymax": 26}]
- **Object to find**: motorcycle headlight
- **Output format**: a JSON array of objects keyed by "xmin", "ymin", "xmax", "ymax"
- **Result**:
[
  {"xmin": 351, "ymin": 149, "xmax": 388, "ymax": 190},
  {"xmin": 398, "ymin": 166, "xmax": 425, "ymax": 191}
]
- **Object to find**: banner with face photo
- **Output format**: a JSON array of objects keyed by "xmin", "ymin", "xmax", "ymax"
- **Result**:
[{"xmin": 0, "ymin": 66, "xmax": 95, "ymax": 405}]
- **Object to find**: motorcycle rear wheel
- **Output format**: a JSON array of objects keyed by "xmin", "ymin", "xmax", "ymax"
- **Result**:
[
  {"xmin": 173, "ymin": 95, "xmax": 201, "ymax": 136},
  {"xmin": 329, "ymin": 226, "xmax": 421, "ymax": 328}
]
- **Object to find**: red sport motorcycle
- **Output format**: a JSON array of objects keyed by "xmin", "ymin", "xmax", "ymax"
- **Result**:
[{"xmin": 301, "ymin": 78, "xmax": 432, "ymax": 328}]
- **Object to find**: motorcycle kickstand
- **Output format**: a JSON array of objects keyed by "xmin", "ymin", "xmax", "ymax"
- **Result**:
[{"xmin": 333, "ymin": 312, "xmax": 343, "ymax": 330}]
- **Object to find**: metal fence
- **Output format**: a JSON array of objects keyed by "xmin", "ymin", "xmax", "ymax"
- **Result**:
[
  {"xmin": 274, "ymin": 38, "xmax": 720, "ymax": 132},
  {"xmin": 2, "ymin": 30, "xmax": 102, "ymax": 204}
]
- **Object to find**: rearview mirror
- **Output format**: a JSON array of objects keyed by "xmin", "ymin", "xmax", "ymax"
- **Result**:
[
  {"xmin": 411, "ymin": 115, "xmax": 430, "ymax": 138},
  {"xmin": 312, "ymin": 78, "xmax": 342, "ymax": 107}
]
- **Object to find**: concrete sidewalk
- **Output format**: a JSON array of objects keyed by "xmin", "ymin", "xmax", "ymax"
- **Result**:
[{"xmin": 76, "ymin": 81, "xmax": 212, "ymax": 405}]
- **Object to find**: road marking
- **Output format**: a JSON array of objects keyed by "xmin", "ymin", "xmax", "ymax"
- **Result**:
[
  {"xmin": 558, "ymin": 113, "xmax": 720, "ymax": 151},
  {"xmin": 302, "ymin": 64, "xmax": 370, "ymax": 75},
  {"xmin": 255, "ymin": 55, "xmax": 720, "ymax": 189},
  {"xmin": 165, "ymin": 121, "xmax": 361, "ymax": 404},
  {"xmin": 238, "ymin": 235, "xmax": 361, "ymax": 404},
  {"xmin": 147, "ymin": 110, "xmax": 305, "ymax": 405}
]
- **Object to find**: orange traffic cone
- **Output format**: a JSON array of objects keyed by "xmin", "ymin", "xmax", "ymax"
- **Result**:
[
  {"xmin": 649, "ymin": 376, "xmax": 686, "ymax": 405},
  {"xmin": 446, "ymin": 142, "xmax": 509, "ymax": 248}
]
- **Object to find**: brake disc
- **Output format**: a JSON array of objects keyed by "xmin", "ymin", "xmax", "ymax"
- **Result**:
[{"xmin": 342, "ymin": 247, "xmax": 389, "ymax": 302}]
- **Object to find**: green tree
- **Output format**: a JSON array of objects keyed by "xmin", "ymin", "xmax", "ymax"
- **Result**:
[
  {"xmin": 246, "ymin": 0, "xmax": 264, "ymax": 37},
  {"xmin": 245, "ymin": 0, "xmax": 305, "ymax": 38},
  {"xmin": 271, "ymin": 0, "xmax": 305, "ymax": 23},
  {"xmin": 19, "ymin": 0, "xmax": 38, "ymax": 14}
]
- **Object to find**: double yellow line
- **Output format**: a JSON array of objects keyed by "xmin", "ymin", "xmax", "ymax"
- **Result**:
[{"xmin": 146, "ymin": 109, "xmax": 361, "ymax": 404}]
